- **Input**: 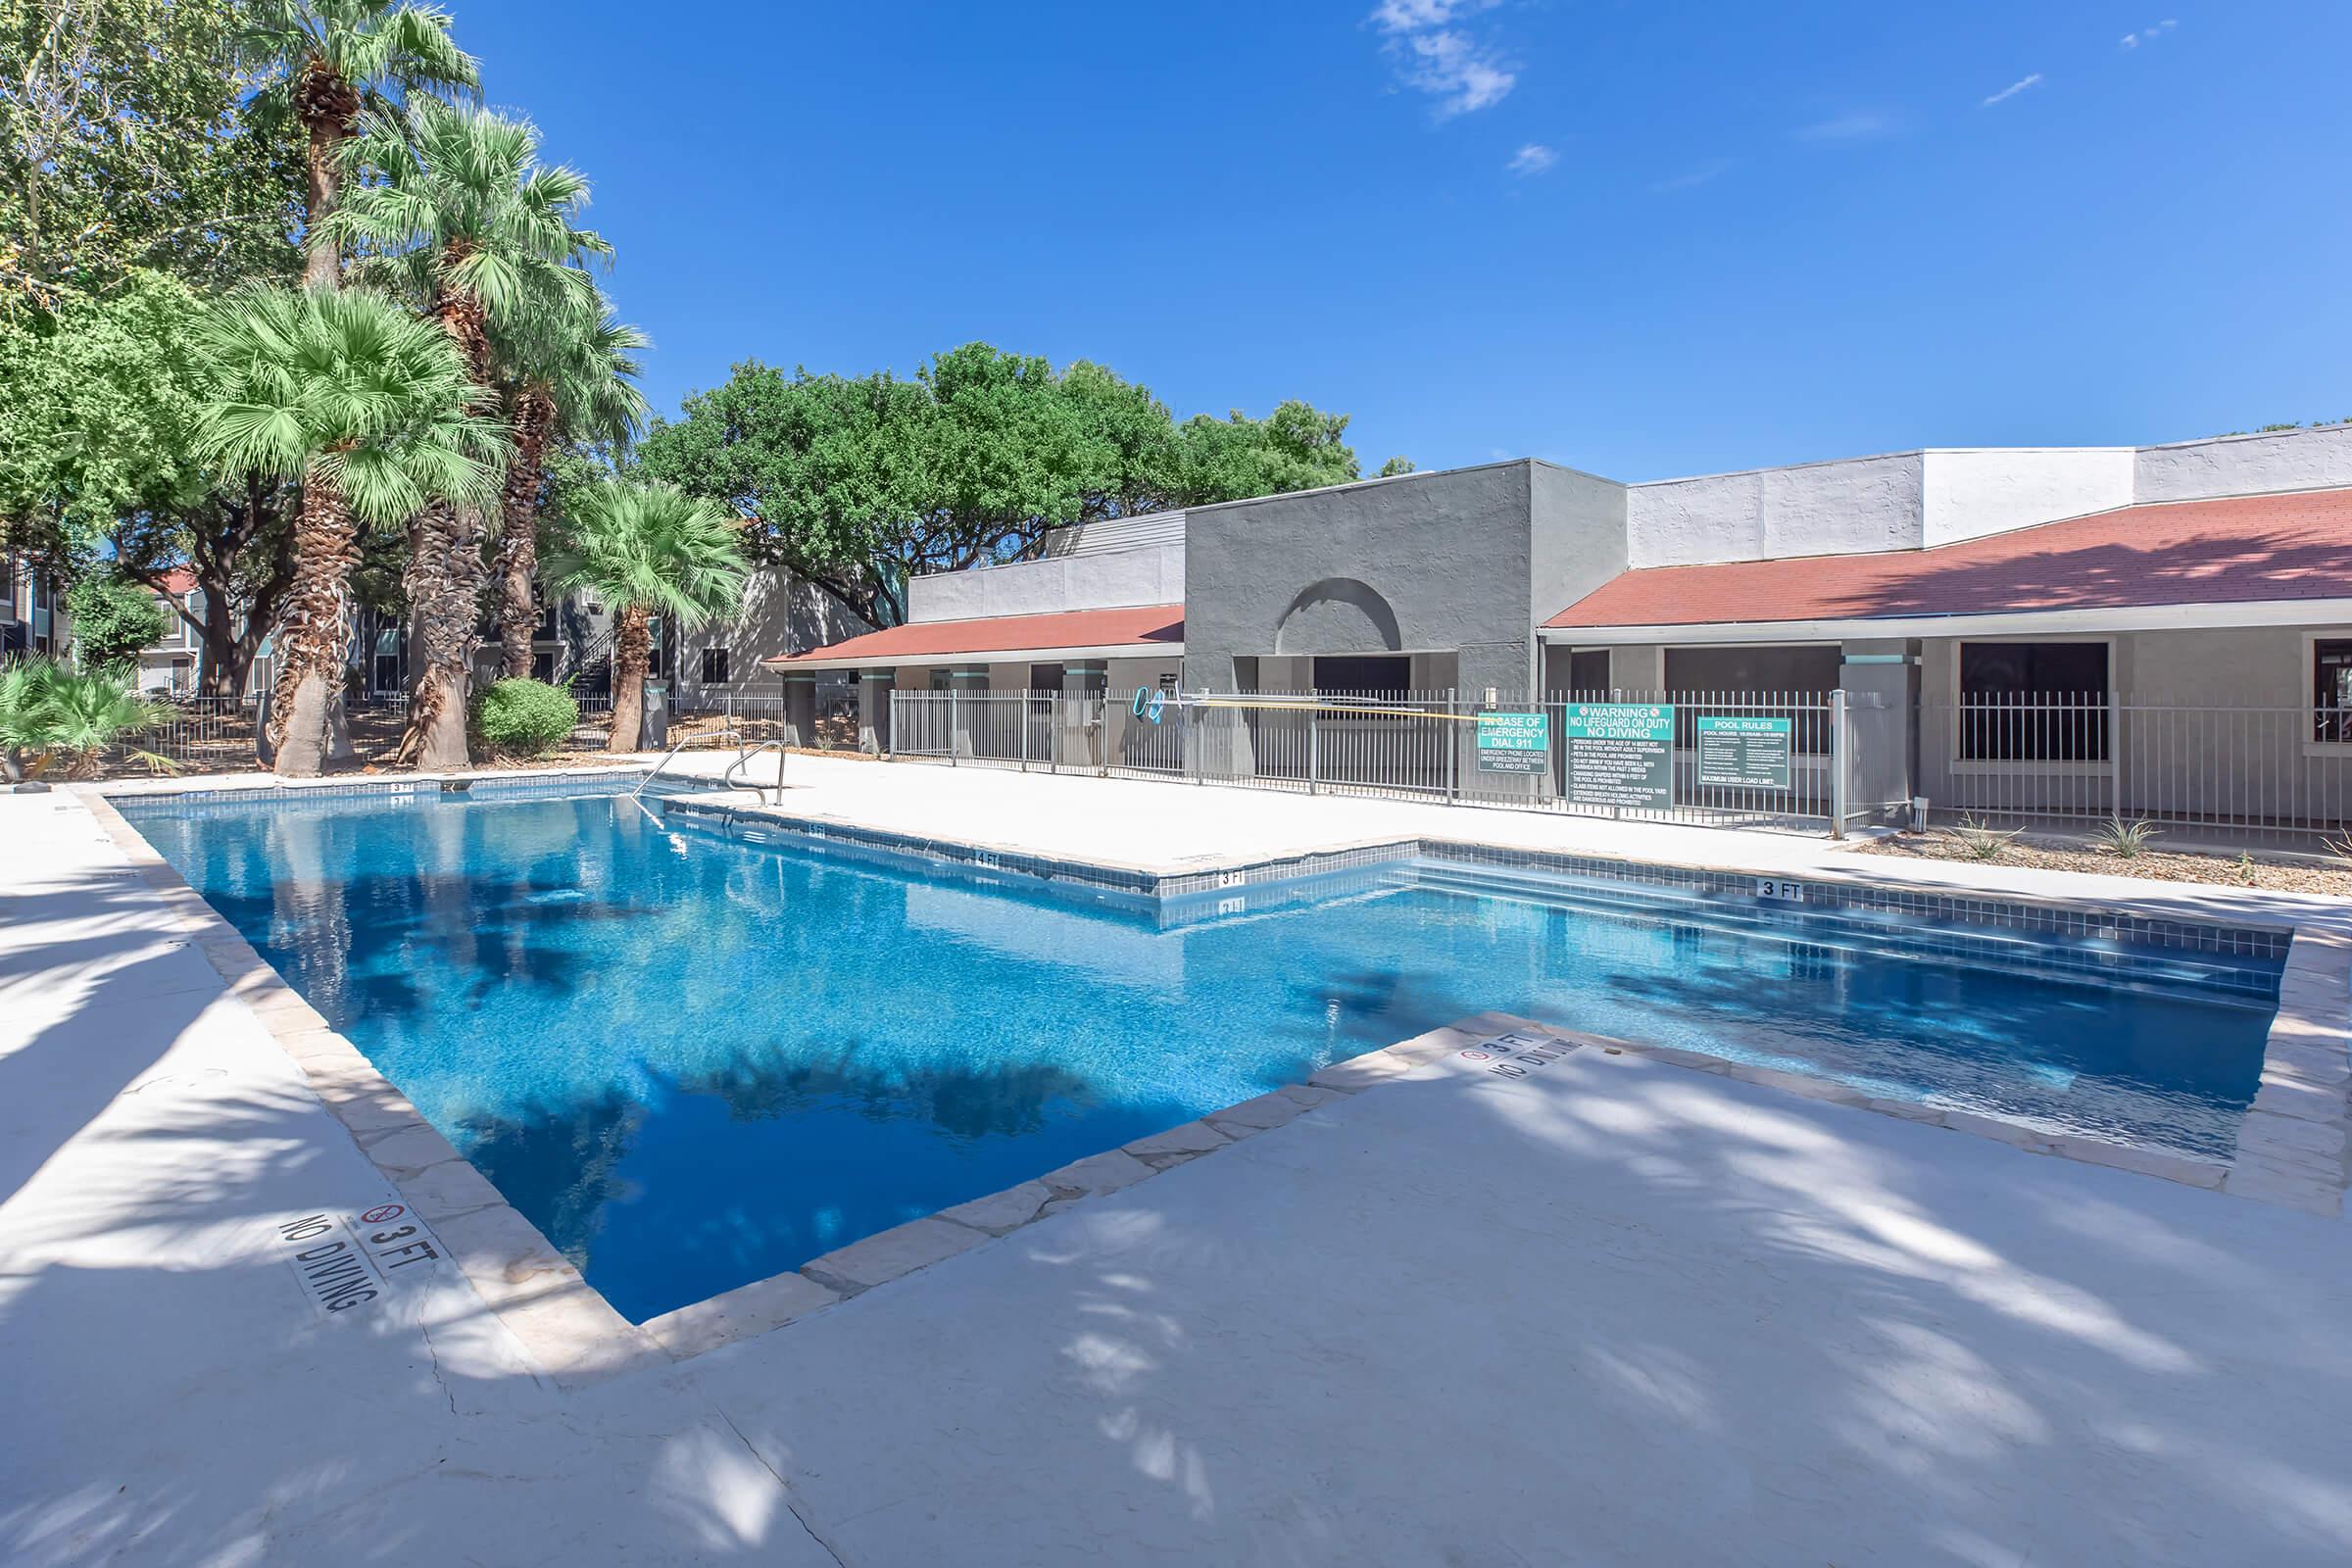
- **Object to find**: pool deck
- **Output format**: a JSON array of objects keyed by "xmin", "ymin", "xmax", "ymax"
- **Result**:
[{"xmin": 7, "ymin": 760, "xmax": 2352, "ymax": 1564}]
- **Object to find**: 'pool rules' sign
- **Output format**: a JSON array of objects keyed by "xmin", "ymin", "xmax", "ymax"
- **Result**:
[
  {"xmin": 1475, "ymin": 710, "xmax": 1549, "ymax": 774},
  {"xmin": 1562, "ymin": 703, "xmax": 1674, "ymax": 808},
  {"xmin": 1694, "ymin": 714, "xmax": 1792, "ymax": 791}
]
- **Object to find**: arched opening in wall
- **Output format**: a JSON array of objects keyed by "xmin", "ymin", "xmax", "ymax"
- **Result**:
[{"xmin": 1273, "ymin": 577, "xmax": 1403, "ymax": 658}]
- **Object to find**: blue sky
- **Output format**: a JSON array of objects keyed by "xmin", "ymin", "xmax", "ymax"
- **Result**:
[{"xmin": 451, "ymin": 2, "xmax": 2352, "ymax": 481}]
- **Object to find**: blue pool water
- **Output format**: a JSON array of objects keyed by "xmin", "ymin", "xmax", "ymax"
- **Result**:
[{"xmin": 124, "ymin": 782, "xmax": 2278, "ymax": 1322}]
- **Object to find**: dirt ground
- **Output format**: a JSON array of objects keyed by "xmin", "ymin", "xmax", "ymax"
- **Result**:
[
  {"xmin": 1857, "ymin": 829, "xmax": 2352, "ymax": 895},
  {"xmin": 98, "ymin": 703, "xmax": 875, "ymax": 783}
]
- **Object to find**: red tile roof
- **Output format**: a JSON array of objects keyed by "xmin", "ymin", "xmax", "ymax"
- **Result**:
[
  {"xmin": 1544, "ymin": 488, "xmax": 2352, "ymax": 630},
  {"xmin": 764, "ymin": 603, "xmax": 1183, "ymax": 667},
  {"xmin": 157, "ymin": 567, "xmax": 197, "ymax": 596}
]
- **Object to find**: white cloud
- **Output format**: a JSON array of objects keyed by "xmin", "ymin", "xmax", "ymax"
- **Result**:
[
  {"xmin": 1794, "ymin": 111, "xmax": 1893, "ymax": 144},
  {"xmin": 1369, "ymin": 1, "xmax": 1515, "ymax": 118},
  {"xmin": 1507, "ymin": 143, "xmax": 1556, "ymax": 175},
  {"xmin": 1651, "ymin": 159, "xmax": 1732, "ymax": 193},
  {"xmin": 1981, "ymin": 73, "xmax": 2043, "ymax": 107},
  {"xmin": 2121, "ymin": 19, "xmax": 2178, "ymax": 49},
  {"xmin": 1370, "ymin": 0, "xmax": 1495, "ymax": 29}
]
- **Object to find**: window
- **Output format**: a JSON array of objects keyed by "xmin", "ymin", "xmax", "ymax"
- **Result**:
[
  {"xmin": 701, "ymin": 647, "xmax": 730, "ymax": 685},
  {"xmin": 531, "ymin": 650, "xmax": 556, "ymax": 683},
  {"xmin": 1957, "ymin": 641, "xmax": 2110, "ymax": 761},
  {"xmin": 372, "ymin": 653, "xmax": 401, "ymax": 694},
  {"xmin": 1566, "ymin": 649, "xmax": 1610, "ymax": 695},
  {"xmin": 1311, "ymin": 655, "xmax": 1410, "ymax": 696},
  {"xmin": 2314, "ymin": 639, "xmax": 2352, "ymax": 742},
  {"xmin": 1028, "ymin": 662, "xmax": 1065, "ymax": 693}
]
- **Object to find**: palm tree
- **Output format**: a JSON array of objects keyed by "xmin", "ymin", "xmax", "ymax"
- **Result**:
[
  {"xmin": 492, "ymin": 289, "xmax": 649, "ymax": 678},
  {"xmin": 323, "ymin": 100, "xmax": 609, "ymax": 767},
  {"xmin": 189, "ymin": 285, "xmax": 506, "ymax": 776},
  {"xmin": 238, "ymin": 1, "xmax": 479, "ymax": 290},
  {"xmin": 0, "ymin": 660, "xmax": 175, "ymax": 780},
  {"xmin": 543, "ymin": 481, "xmax": 749, "ymax": 753}
]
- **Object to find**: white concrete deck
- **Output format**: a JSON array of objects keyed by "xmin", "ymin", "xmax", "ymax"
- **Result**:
[
  {"xmin": 645, "ymin": 750, "xmax": 2352, "ymax": 925},
  {"xmin": 6, "ymin": 764, "xmax": 2351, "ymax": 1565}
]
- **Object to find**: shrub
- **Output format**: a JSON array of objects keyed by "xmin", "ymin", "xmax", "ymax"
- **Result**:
[
  {"xmin": 1948, "ymin": 813, "xmax": 2022, "ymax": 861},
  {"xmin": 2091, "ymin": 817, "xmax": 2161, "ymax": 859},
  {"xmin": 474, "ymin": 677, "xmax": 579, "ymax": 758},
  {"xmin": 65, "ymin": 573, "xmax": 170, "ymax": 679},
  {"xmin": 0, "ymin": 658, "xmax": 172, "ymax": 779}
]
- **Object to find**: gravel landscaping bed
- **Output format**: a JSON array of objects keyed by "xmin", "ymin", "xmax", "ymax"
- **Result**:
[{"xmin": 1856, "ymin": 830, "xmax": 2352, "ymax": 895}]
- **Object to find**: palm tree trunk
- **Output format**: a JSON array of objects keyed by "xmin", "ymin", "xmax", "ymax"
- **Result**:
[
  {"xmin": 397, "ymin": 500, "xmax": 485, "ymax": 769},
  {"xmin": 293, "ymin": 64, "xmax": 360, "ymax": 291},
  {"xmin": 269, "ymin": 472, "xmax": 362, "ymax": 777},
  {"xmin": 607, "ymin": 604, "xmax": 650, "ymax": 752},
  {"xmin": 496, "ymin": 389, "xmax": 554, "ymax": 679},
  {"xmin": 397, "ymin": 279, "xmax": 495, "ymax": 767}
]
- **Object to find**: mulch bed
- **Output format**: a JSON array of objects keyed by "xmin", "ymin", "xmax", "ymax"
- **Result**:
[{"xmin": 1856, "ymin": 830, "xmax": 2352, "ymax": 896}]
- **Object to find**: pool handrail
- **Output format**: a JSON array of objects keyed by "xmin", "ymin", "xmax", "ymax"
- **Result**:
[{"xmin": 723, "ymin": 741, "xmax": 787, "ymax": 805}]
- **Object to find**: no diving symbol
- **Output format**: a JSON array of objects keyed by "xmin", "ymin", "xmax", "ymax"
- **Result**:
[{"xmin": 361, "ymin": 1202, "xmax": 405, "ymax": 1225}]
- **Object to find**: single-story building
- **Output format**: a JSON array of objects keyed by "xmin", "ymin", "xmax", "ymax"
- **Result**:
[{"xmin": 766, "ymin": 424, "xmax": 2352, "ymax": 833}]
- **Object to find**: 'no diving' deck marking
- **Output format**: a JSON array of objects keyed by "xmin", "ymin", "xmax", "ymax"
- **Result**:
[
  {"xmin": 275, "ymin": 1204, "xmax": 446, "ymax": 1317},
  {"xmin": 1458, "ymin": 1029, "xmax": 1580, "ymax": 1080}
]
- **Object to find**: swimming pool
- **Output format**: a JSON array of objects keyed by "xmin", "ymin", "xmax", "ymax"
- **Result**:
[{"xmin": 122, "ymin": 781, "xmax": 2279, "ymax": 1322}]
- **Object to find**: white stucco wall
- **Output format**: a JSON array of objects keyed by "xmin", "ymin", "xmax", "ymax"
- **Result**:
[
  {"xmin": 1626, "ymin": 440, "xmax": 2230, "ymax": 568},
  {"xmin": 1627, "ymin": 452, "xmax": 1926, "ymax": 567},
  {"xmin": 907, "ymin": 543, "xmax": 1183, "ymax": 624},
  {"xmin": 1920, "ymin": 448, "xmax": 2135, "ymax": 546},
  {"xmin": 2132, "ymin": 426, "xmax": 2352, "ymax": 504}
]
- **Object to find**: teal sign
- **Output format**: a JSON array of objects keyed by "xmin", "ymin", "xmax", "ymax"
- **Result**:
[
  {"xmin": 1694, "ymin": 714, "xmax": 1792, "ymax": 791},
  {"xmin": 1561, "ymin": 703, "xmax": 1675, "ymax": 808},
  {"xmin": 1475, "ymin": 710, "xmax": 1550, "ymax": 774}
]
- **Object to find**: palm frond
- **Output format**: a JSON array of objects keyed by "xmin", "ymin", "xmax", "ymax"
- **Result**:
[{"xmin": 543, "ymin": 481, "xmax": 751, "ymax": 632}]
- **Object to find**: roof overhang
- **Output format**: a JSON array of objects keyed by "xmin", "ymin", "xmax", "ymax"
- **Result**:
[
  {"xmin": 763, "ymin": 639, "xmax": 1185, "ymax": 673},
  {"xmin": 1539, "ymin": 596, "xmax": 2352, "ymax": 646}
]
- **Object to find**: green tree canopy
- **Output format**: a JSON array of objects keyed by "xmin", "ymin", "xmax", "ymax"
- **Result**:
[
  {"xmin": 3, "ymin": 0, "xmax": 302, "ymax": 311},
  {"xmin": 0, "ymin": 269, "xmax": 210, "ymax": 562},
  {"xmin": 638, "ymin": 344, "xmax": 1391, "ymax": 625},
  {"xmin": 64, "ymin": 569, "xmax": 169, "ymax": 675}
]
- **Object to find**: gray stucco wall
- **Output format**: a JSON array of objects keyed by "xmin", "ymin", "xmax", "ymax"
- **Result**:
[
  {"xmin": 1181, "ymin": 462, "xmax": 1543, "ymax": 699},
  {"xmin": 1914, "ymin": 625, "xmax": 2352, "ymax": 822},
  {"xmin": 672, "ymin": 569, "xmax": 868, "ymax": 706},
  {"xmin": 1528, "ymin": 461, "xmax": 1630, "ymax": 646}
]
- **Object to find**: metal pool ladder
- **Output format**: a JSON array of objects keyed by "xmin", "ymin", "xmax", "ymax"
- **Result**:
[
  {"xmin": 723, "ymin": 741, "xmax": 787, "ymax": 805},
  {"xmin": 630, "ymin": 728, "xmax": 789, "ymax": 809}
]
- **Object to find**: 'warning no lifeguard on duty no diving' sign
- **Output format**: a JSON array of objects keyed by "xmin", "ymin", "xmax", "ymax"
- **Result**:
[{"xmin": 1561, "ymin": 703, "xmax": 1675, "ymax": 808}]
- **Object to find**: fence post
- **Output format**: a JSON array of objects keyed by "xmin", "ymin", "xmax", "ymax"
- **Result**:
[
  {"xmin": 1308, "ymin": 706, "xmax": 1320, "ymax": 795},
  {"xmin": 1446, "ymin": 690, "xmax": 1459, "ymax": 804},
  {"xmin": 948, "ymin": 687, "xmax": 958, "ymax": 766},
  {"xmin": 1829, "ymin": 688, "xmax": 1849, "ymax": 839}
]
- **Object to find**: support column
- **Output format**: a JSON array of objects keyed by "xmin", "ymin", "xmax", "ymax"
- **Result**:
[
  {"xmin": 1838, "ymin": 638, "xmax": 1920, "ymax": 828},
  {"xmin": 1459, "ymin": 641, "xmax": 1547, "ymax": 803},
  {"xmin": 780, "ymin": 671, "xmax": 816, "ymax": 750},
  {"xmin": 948, "ymin": 666, "xmax": 990, "ymax": 758},
  {"xmin": 1177, "ymin": 652, "xmax": 1252, "ymax": 781},
  {"xmin": 1059, "ymin": 662, "xmax": 1106, "ymax": 769},
  {"xmin": 857, "ymin": 668, "xmax": 894, "ymax": 755}
]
